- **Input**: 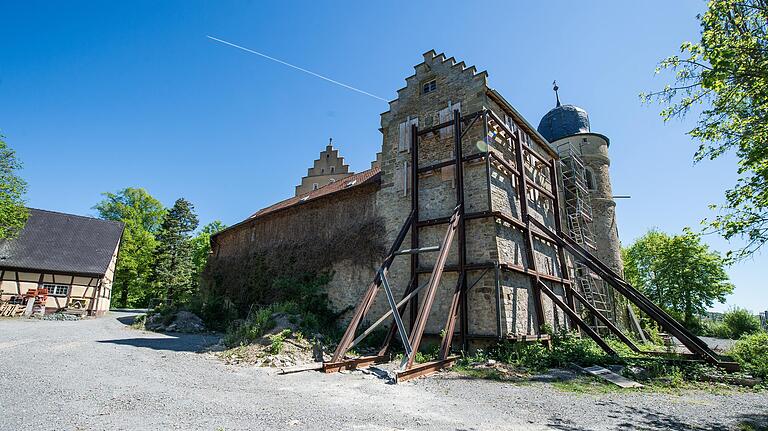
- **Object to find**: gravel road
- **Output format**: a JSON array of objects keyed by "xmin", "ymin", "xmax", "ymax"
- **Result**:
[{"xmin": 0, "ymin": 312, "xmax": 765, "ymax": 430}]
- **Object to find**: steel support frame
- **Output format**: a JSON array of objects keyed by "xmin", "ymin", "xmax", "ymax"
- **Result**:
[{"xmin": 327, "ymin": 105, "xmax": 735, "ymax": 379}]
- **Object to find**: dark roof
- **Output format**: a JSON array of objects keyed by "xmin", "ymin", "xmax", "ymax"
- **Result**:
[
  {"xmin": 537, "ymin": 104, "xmax": 591, "ymax": 143},
  {"xmin": 213, "ymin": 167, "xmax": 381, "ymax": 239},
  {"xmin": 0, "ymin": 208, "xmax": 124, "ymax": 276},
  {"xmin": 250, "ymin": 167, "xmax": 380, "ymax": 219}
]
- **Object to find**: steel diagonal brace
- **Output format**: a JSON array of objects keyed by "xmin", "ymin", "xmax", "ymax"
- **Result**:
[{"xmin": 379, "ymin": 269, "xmax": 413, "ymax": 359}]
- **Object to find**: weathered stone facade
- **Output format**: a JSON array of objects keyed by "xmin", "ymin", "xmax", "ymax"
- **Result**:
[
  {"xmin": 209, "ymin": 50, "xmax": 625, "ymax": 343},
  {"xmin": 295, "ymin": 141, "xmax": 353, "ymax": 196}
]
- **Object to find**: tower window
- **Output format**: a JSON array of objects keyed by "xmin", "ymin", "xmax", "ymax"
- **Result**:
[
  {"xmin": 585, "ymin": 168, "xmax": 596, "ymax": 191},
  {"xmin": 330, "ymin": 166, "xmax": 335, "ymax": 173},
  {"xmin": 422, "ymin": 80, "xmax": 437, "ymax": 94}
]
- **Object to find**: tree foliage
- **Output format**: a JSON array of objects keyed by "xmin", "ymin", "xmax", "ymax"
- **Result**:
[
  {"xmin": 149, "ymin": 198, "xmax": 199, "ymax": 303},
  {"xmin": 643, "ymin": 0, "xmax": 768, "ymax": 259},
  {"xmin": 722, "ymin": 307, "xmax": 762, "ymax": 338},
  {"xmin": 94, "ymin": 188, "xmax": 165, "ymax": 307},
  {"xmin": 190, "ymin": 220, "xmax": 226, "ymax": 282},
  {"xmin": 0, "ymin": 135, "xmax": 28, "ymax": 239},
  {"xmin": 623, "ymin": 229, "xmax": 734, "ymax": 328}
]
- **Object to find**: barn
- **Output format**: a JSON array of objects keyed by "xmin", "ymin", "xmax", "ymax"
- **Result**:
[{"xmin": 0, "ymin": 208, "xmax": 123, "ymax": 316}]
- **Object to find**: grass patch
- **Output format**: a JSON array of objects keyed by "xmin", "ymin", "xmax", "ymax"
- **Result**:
[{"xmin": 551, "ymin": 376, "xmax": 619, "ymax": 394}]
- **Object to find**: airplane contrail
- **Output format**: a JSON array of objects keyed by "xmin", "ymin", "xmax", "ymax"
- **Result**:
[{"xmin": 207, "ymin": 35, "xmax": 388, "ymax": 102}]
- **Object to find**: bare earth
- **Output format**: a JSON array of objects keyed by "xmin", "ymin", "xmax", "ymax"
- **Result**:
[{"xmin": 0, "ymin": 312, "xmax": 765, "ymax": 431}]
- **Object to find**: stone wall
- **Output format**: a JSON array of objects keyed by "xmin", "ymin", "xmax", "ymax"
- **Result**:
[
  {"xmin": 375, "ymin": 51, "xmax": 569, "ymax": 339},
  {"xmin": 206, "ymin": 182, "xmax": 385, "ymax": 315}
]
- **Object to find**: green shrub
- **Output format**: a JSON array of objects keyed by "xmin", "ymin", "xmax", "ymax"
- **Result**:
[
  {"xmin": 700, "ymin": 320, "xmax": 732, "ymax": 338},
  {"xmin": 549, "ymin": 332, "xmax": 609, "ymax": 367},
  {"xmin": 267, "ymin": 329, "xmax": 292, "ymax": 354},
  {"xmin": 730, "ymin": 332, "xmax": 768, "ymax": 378},
  {"xmin": 723, "ymin": 308, "xmax": 762, "ymax": 339},
  {"xmin": 223, "ymin": 306, "xmax": 277, "ymax": 347},
  {"xmin": 488, "ymin": 341, "xmax": 550, "ymax": 371}
]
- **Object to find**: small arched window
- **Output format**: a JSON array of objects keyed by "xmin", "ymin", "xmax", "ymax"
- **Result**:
[
  {"xmin": 330, "ymin": 166, "xmax": 335, "ymax": 173},
  {"xmin": 585, "ymin": 168, "xmax": 596, "ymax": 191}
]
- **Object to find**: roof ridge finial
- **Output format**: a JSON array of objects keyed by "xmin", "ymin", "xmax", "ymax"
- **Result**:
[
  {"xmin": 553, "ymin": 80, "xmax": 561, "ymax": 107},
  {"xmin": 328, "ymin": 137, "xmax": 333, "ymax": 149}
]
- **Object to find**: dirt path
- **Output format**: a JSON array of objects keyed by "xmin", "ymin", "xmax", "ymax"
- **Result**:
[{"xmin": 0, "ymin": 312, "xmax": 765, "ymax": 430}]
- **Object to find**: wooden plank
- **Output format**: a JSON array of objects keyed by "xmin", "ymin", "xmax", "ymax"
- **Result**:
[
  {"xmin": 279, "ymin": 363, "xmax": 323, "ymax": 375},
  {"xmin": 580, "ymin": 365, "xmax": 643, "ymax": 388}
]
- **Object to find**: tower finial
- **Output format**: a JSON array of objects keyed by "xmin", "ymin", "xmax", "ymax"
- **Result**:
[
  {"xmin": 553, "ymin": 80, "xmax": 561, "ymax": 107},
  {"xmin": 328, "ymin": 137, "xmax": 333, "ymax": 148}
]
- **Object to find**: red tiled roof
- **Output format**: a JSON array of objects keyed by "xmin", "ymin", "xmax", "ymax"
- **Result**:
[{"xmin": 248, "ymin": 166, "xmax": 381, "ymax": 220}]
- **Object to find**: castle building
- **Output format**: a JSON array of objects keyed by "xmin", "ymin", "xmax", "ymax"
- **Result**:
[
  {"xmin": 537, "ymin": 92, "xmax": 623, "ymax": 275},
  {"xmin": 294, "ymin": 140, "xmax": 353, "ymax": 196},
  {"xmin": 208, "ymin": 51, "xmax": 626, "ymax": 347}
]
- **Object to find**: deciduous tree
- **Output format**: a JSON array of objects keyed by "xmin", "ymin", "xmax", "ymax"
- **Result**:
[
  {"xmin": 623, "ymin": 229, "xmax": 734, "ymax": 329},
  {"xmin": 94, "ymin": 188, "xmax": 165, "ymax": 307},
  {"xmin": 190, "ymin": 220, "xmax": 226, "ymax": 283},
  {"xmin": 644, "ymin": 0, "xmax": 768, "ymax": 259},
  {"xmin": 0, "ymin": 135, "xmax": 28, "ymax": 239}
]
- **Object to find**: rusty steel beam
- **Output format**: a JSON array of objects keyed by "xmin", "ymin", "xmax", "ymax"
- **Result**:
[
  {"xmin": 453, "ymin": 109, "xmax": 470, "ymax": 353},
  {"xmin": 404, "ymin": 208, "xmax": 460, "ymax": 369},
  {"xmin": 329, "ymin": 210, "xmax": 415, "ymax": 363},
  {"xmin": 417, "ymin": 153, "xmax": 486, "ymax": 175},
  {"xmin": 527, "ymin": 215, "xmax": 725, "ymax": 366},
  {"xmin": 549, "ymin": 158, "xmax": 577, "ymax": 329},
  {"xmin": 568, "ymin": 285, "xmax": 641, "ymax": 353},
  {"xmin": 410, "ymin": 123, "xmax": 420, "ymax": 330},
  {"xmin": 395, "ymin": 356, "xmax": 459, "ymax": 383},
  {"xmin": 323, "ymin": 355, "xmax": 389, "ymax": 373},
  {"xmin": 513, "ymin": 126, "xmax": 546, "ymax": 334},
  {"xmin": 537, "ymin": 280, "xmax": 617, "ymax": 356}
]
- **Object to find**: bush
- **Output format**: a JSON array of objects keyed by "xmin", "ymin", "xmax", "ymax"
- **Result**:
[
  {"xmin": 549, "ymin": 332, "xmax": 609, "ymax": 367},
  {"xmin": 730, "ymin": 332, "xmax": 768, "ymax": 378},
  {"xmin": 483, "ymin": 331, "xmax": 612, "ymax": 371},
  {"xmin": 699, "ymin": 320, "xmax": 732, "ymax": 338},
  {"xmin": 723, "ymin": 308, "xmax": 761, "ymax": 339}
]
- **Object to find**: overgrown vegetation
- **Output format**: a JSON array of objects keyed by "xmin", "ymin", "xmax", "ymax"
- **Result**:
[
  {"xmin": 700, "ymin": 308, "xmax": 763, "ymax": 339},
  {"xmin": 730, "ymin": 332, "xmax": 768, "ymax": 379},
  {"xmin": 219, "ymin": 272, "xmax": 340, "ymax": 348},
  {"xmin": 94, "ymin": 188, "xmax": 226, "ymax": 308},
  {"xmin": 454, "ymin": 331, "xmax": 764, "ymax": 390}
]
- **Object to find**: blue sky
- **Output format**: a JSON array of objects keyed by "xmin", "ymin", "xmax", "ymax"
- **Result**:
[{"xmin": 1, "ymin": 1, "xmax": 763, "ymax": 313}]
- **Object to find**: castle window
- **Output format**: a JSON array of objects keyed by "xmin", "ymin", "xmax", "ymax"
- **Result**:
[
  {"xmin": 422, "ymin": 80, "xmax": 437, "ymax": 94},
  {"xmin": 321, "ymin": 168, "xmax": 324, "ymax": 173},
  {"xmin": 330, "ymin": 166, "xmax": 335, "ymax": 173},
  {"xmin": 585, "ymin": 168, "xmax": 596, "ymax": 191},
  {"xmin": 312, "ymin": 183, "xmax": 319, "ymax": 190}
]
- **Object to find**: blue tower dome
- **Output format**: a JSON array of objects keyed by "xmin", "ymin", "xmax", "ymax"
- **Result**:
[
  {"xmin": 537, "ymin": 104, "xmax": 591, "ymax": 143},
  {"xmin": 536, "ymin": 81, "xmax": 591, "ymax": 143}
]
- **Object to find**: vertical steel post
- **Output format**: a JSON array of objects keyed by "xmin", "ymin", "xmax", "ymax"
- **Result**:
[
  {"xmin": 409, "ymin": 123, "xmax": 420, "ymax": 329},
  {"xmin": 453, "ymin": 109, "xmax": 469, "ymax": 352},
  {"xmin": 514, "ymin": 133, "xmax": 546, "ymax": 333},
  {"xmin": 549, "ymin": 158, "xmax": 576, "ymax": 329}
]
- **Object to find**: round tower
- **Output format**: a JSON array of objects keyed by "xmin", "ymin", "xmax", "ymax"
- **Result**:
[{"xmin": 537, "ymin": 90, "xmax": 623, "ymax": 276}]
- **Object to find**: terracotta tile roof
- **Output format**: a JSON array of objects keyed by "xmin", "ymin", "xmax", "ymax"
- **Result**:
[{"xmin": 248, "ymin": 166, "xmax": 381, "ymax": 220}]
